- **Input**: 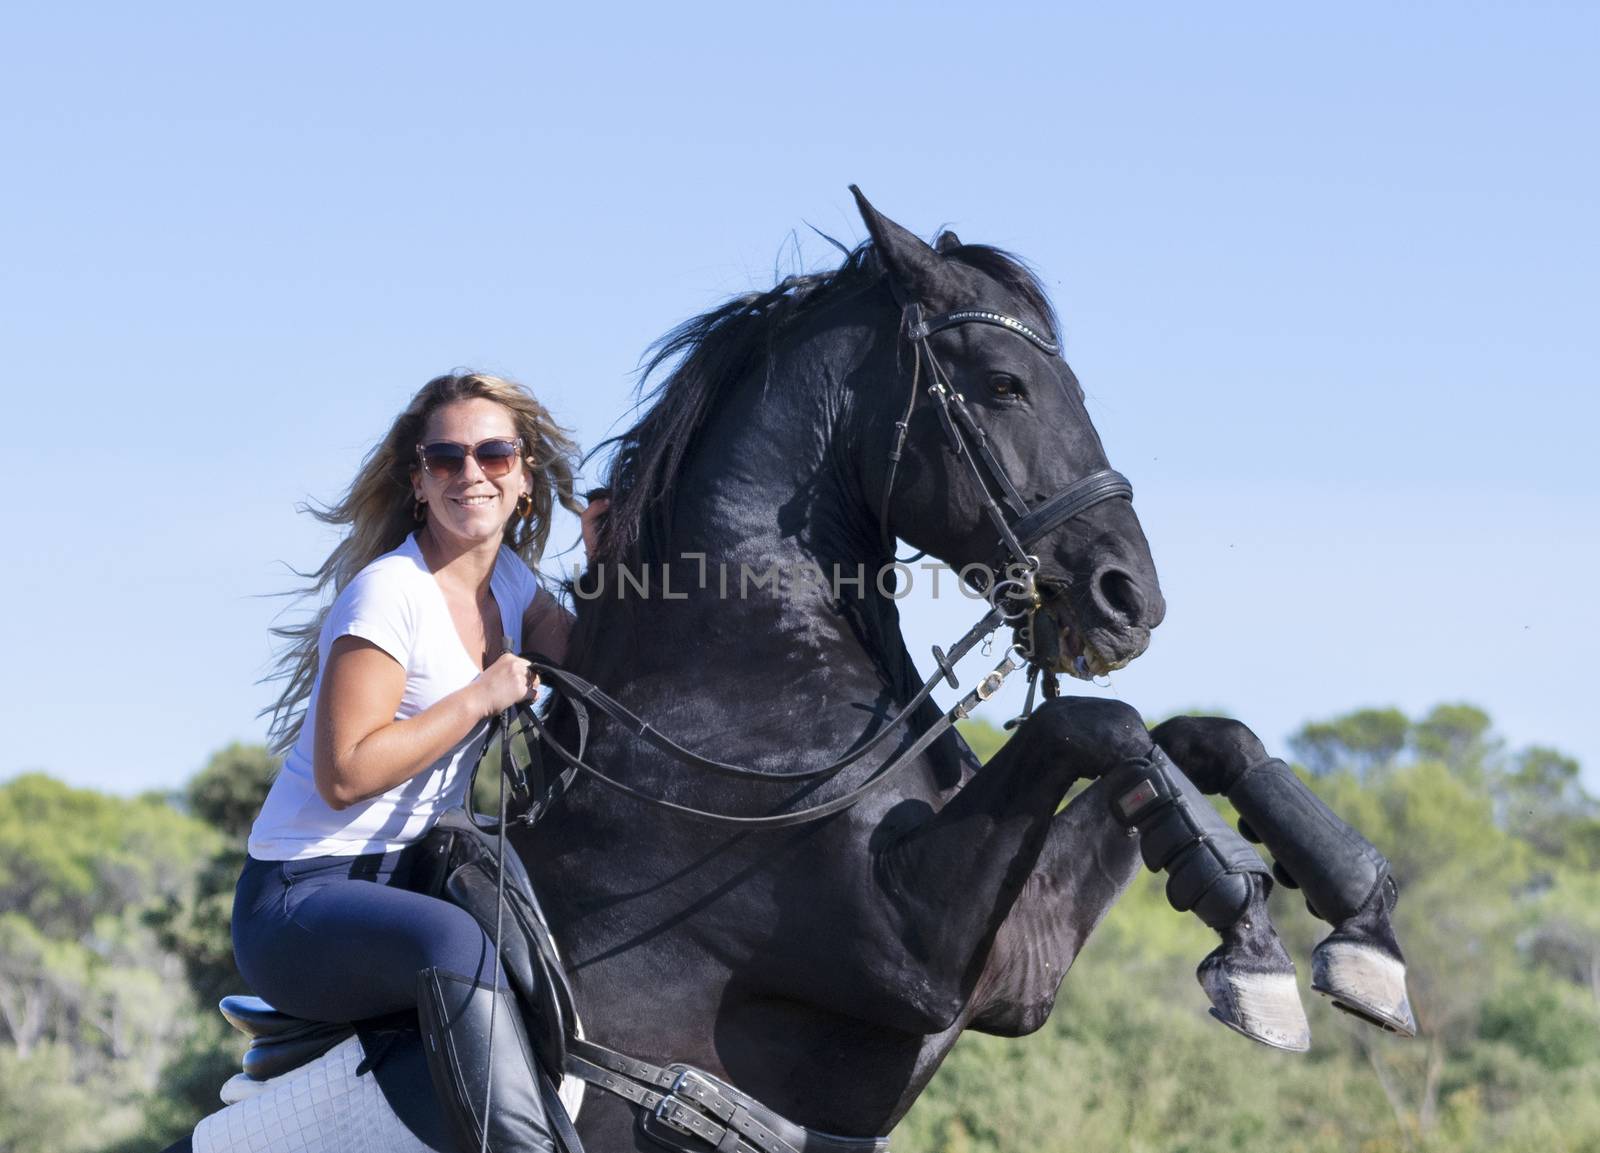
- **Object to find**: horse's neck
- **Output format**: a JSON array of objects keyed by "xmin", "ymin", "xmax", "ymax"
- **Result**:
[{"xmin": 584, "ymin": 346, "xmax": 912, "ymax": 704}]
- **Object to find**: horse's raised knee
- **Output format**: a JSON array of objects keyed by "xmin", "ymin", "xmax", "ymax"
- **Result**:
[
  {"xmin": 1018, "ymin": 696, "xmax": 1151, "ymax": 774},
  {"xmin": 1150, "ymin": 716, "xmax": 1268, "ymax": 794}
]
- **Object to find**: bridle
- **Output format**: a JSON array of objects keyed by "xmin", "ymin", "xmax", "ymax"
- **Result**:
[
  {"xmin": 495, "ymin": 296, "xmax": 1137, "ymax": 831},
  {"xmin": 880, "ymin": 301, "xmax": 1133, "ymax": 601}
]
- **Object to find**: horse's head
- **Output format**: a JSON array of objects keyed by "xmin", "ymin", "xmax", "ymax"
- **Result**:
[{"xmin": 853, "ymin": 188, "xmax": 1164, "ymax": 676}]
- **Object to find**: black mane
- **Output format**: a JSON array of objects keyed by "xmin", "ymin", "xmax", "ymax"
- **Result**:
[{"xmin": 584, "ymin": 235, "xmax": 1059, "ymax": 568}]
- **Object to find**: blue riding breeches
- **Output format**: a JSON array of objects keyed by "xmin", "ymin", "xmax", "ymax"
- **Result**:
[{"xmin": 232, "ymin": 845, "xmax": 506, "ymax": 1024}]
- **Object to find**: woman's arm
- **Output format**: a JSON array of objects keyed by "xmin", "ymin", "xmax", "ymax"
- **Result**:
[
  {"xmin": 312, "ymin": 638, "xmax": 533, "ymax": 810},
  {"xmin": 522, "ymin": 585, "xmax": 575, "ymax": 663},
  {"xmin": 518, "ymin": 492, "xmax": 606, "ymax": 664}
]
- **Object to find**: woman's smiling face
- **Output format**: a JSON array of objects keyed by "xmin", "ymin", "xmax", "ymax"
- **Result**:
[{"xmin": 411, "ymin": 397, "xmax": 530, "ymax": 549}]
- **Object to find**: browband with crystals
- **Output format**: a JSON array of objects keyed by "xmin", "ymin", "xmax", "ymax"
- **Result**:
[{"xmin": 905, "ymin": 308, "xmax": 1060, "ymax": 356}]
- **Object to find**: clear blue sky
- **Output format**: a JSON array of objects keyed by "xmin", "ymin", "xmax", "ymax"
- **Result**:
[{"xmin": 3, "ymin": 3, "xmax": 1596, "ymax": 795}]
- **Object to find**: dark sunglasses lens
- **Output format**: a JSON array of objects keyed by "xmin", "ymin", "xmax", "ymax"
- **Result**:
[
  {"xmin": 420, "ymin": 443, "xmax": 466, "ymax": 477},
  {"xmin": 475, "ymin": 440, "xmax": 520, "ymax": 476}
]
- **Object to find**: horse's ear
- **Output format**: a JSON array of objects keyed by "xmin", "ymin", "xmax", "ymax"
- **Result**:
[
  {"xmin": 850, "ymin": 185, "xmax": 943, "ymax": 302},
  {"xmin": 934, "ymin": 230, "xmax": 962, "ymax": 254}
]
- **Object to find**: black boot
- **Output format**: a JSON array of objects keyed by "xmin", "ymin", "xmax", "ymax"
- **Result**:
[
  {"xmin": 1103, "ymin": 748, "xmax": 1310, "ymax": 1051},
  {"xmin": 1152, "ymin": 717, "xmax": 1417, "ymax": 1037},
  {"xmin": 417, "ymin": 967, "xmax": 557, "ymax": 1153}
]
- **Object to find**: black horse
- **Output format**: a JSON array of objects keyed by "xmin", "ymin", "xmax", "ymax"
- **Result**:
[
  {"xmin": 183, "ymin": 190, "xmax": 1409, "ymax": 1153},
  {"xmin": 518, "ymin": 189, "xmax": 1412, "ymax": 1149}
]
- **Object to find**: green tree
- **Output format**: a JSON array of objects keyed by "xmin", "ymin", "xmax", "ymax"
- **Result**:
[
  {"xmin": 131, "ymin": 745, "xmax": 278, "ymax": 1150},
  {"xmin": 1289, "ymin": 706, "xmax": 1409, "ymax": 778},
  {"xmin": 0, "ymin": 774, "xmax": 218, "ymax": 1153}
]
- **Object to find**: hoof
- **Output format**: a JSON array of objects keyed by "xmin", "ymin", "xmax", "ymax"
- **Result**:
[
  {"xmin": 1197, "ymin": 949, "xmax": 1311, "ymax": 1052},
  {"xmin": 1311, "ymin": 939, "xmax": 1417, "ymax": 1036}
]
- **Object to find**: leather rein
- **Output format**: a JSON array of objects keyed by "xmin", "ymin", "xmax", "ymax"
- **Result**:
[{"xmin": 490, "ymin": 298, "xmax": 1135, "ymax": 832}]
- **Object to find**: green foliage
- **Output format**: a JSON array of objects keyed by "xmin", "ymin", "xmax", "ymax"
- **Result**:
[
  {"xmin": 1478, "ymin": 976, "xmax": 1600, "ymax": 1072},
  {"xmin": 1411, "ymin": 703, "xmax": 1499, "ymax": 782},
  {"xmin": 957, "ymin": 719, "xmax": 1009, "ymax": 764},
  {"xmin": 0, "ymin": 774, "xmax": 220, "ymax": 1153},
  {"xmin": 183, "ymin": 743, "xmax": 280, "ymax": 839},
  {"xmin": 1289, "ymin": 707, "xmax": 1409, "ymax": 778}
]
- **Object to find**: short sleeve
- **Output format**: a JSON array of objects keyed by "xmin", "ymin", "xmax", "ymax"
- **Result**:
[
  {"xmin": 501, "ymin": 547, "xmax": 543, "ymax": 619},
  {"xmin": 324, "ymin": 563, "xmax": 416, "ymax": 669}
]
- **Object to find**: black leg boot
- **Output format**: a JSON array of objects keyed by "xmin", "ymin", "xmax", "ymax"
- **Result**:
[
  {"xmin": 417, "ymin": 967, "xmax": 558, "ymax": 1153},
  {"xmin": 1103, "ymin": 748, "xmax": 1310, "ymax": 1051},
  {"xmin": 1152, "ymin": 717, "xmax": 1417, "ymax": 1037}
]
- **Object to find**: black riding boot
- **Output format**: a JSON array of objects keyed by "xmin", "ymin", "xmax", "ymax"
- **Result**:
[
  {"xmin": 1152, "ymin": 717, "xmax": 1417, "ymax": 1037},
  {"xmin": 1103, "ymin": 748, "xmax": 1310, "ymax": 1051},
  {"xmin": 417, "ymin": 967, "xmax": 558, "ymax": 1153}
]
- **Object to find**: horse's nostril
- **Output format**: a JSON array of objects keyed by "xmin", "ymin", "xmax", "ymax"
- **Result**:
[{"xmin": 1091, "ymin": 565, "xmax": 1147, "ymax": 626}]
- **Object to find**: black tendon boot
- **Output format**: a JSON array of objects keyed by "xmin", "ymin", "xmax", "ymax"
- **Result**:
[
  {"xmin": 1103, "ymin": 749, "xmax": 1311, "ymax": 1051},
  {"xmin": 417, "ymin": 967, "xmax": 557, "ymax": 1153},
  {"xmin": 1152, "ymin": 717, "xmax": 1417, "ymax": 1037}
]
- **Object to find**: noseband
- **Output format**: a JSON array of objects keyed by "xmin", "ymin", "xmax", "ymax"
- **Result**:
[{"xmin": 878, "ymin": 301, "xmax": 1133, "ymax": 591}]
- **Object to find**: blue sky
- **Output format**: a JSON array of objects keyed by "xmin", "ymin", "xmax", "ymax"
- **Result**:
[{"xmin": 3, "ymin": 2, "xmax": 1596, "ymax": 794}]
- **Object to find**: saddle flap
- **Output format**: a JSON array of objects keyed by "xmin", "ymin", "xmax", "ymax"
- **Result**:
[
  {"xmin": 242, "ymin": 1027, "xmax": 355, "ymax": 1082},
  {"xmin": 425, "ymin": 809, "xmax": 577, "ymax": 1082}
]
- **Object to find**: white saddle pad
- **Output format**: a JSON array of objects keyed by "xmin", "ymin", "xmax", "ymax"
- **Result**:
[{"xmin": 194, "ymin": 1033, "xmax": 584, "ymax": 1153}]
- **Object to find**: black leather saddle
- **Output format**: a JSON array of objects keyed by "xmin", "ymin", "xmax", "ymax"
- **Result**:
[{"xmin": 219, "ymin": 995, "xmax": 361, "ymax": 1082}]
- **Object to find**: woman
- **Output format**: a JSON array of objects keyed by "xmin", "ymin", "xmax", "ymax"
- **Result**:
[{"xmin": 237, "ymin": 371, "xmax": 603, "ymax": 1153}]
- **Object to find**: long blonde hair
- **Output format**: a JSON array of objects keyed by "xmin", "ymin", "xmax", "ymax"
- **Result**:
[{"xmin": 264, "ymin": 371, "xmax": 581, "ymax": 754}]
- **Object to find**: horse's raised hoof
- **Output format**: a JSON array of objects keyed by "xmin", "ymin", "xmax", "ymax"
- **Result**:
[
  {"xmin": 1311, "ymin": 940, "xmax": 1416, "ymax": 1036},
  {"xmin": 1310, "ymin": 876, "xmax": 1417, "ymax": 1037},
  {"xmin": 1197, "ymin": 925, "xmax": 1310, "ymax": 1052}
]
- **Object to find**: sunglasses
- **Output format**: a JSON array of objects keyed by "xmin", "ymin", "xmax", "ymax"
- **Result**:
[{"xmin": 415, "ymin": 437, "xmax": 525, "ymax": 480}]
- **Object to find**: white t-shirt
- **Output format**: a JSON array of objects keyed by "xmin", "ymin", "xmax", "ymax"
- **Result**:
[{"xmin": 248, "ymin": 533, "xmax": 543, "ymax": 860}]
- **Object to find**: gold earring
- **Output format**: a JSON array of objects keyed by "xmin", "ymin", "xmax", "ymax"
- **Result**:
[
  {"xmin": 517, "ymin": 492, "xmax": 534, "ymax": 519},
  {"xmin": 413, "ymin": 498, "xmax": 427, "ymax": 522}
]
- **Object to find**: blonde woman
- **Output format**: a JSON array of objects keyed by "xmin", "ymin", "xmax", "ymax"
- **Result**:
[{"xmin": 236, "ymin": 372, "xmax": 605, "ymax": 1153}]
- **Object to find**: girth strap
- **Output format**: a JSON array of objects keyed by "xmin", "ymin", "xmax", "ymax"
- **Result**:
[{"xmin": 564, "ymin": 1038, "xmax": 889, "ymax": 1153}]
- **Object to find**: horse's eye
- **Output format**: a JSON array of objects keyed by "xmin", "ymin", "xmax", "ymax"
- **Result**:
[{"xmin": 989, "ymin": 373, "xmax": 1023, "ymax": 398}]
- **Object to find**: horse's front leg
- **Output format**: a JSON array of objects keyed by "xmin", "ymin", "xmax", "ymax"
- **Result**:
[
  {"xmin": 873, "ymin": 697, "xmax": 1307, "ymax": 1048},
  {"xmin": 1152, "ymin": 716, "xmax": 1417, "ymax": 1036},
  {"xmin": 922, "ymin": 697, "xmax": 1310, "ymax": 1051}
]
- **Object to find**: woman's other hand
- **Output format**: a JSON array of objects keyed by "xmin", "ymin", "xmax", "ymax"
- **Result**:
[{"xmin": 580, "ymin": 489, "xmax": 611, "ymax": 565}]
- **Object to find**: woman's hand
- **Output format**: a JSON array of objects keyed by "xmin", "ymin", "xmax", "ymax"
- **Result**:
[
  {"xmin": 473, "ymin": 651, "xmax": 541, "ymax": 717},
  {"xmin": 580, "ymin": 489, "xmax": 610, "ymax": 565}
]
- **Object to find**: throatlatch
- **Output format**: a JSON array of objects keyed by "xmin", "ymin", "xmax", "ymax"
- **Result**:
[{"xmin": 1102, "ymin": 749, "xmax": 1272, "ymax": 930}]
